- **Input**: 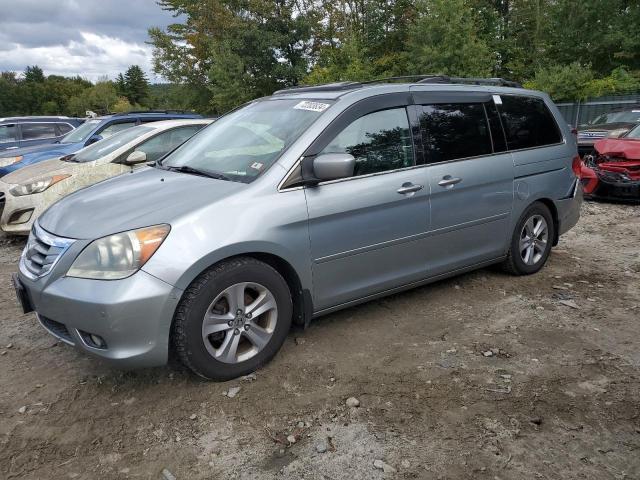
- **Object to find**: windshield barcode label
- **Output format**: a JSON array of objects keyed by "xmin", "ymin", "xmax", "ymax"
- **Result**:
[{"xmin": 294, "ymin": 101, "xmax": 331, "ymax": 112}]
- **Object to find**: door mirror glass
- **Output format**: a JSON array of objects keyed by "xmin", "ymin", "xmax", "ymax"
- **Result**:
[
  {"xmin": 312, "ymin": 153, "xmax": 355, "ymax": 181},
  {"xmin": 86, "ymin": 134, "xmax": 103, "ymax": 145},
  {"xmin": 125, "ymin": 150, "xmax": 147, "ymax": 164}
]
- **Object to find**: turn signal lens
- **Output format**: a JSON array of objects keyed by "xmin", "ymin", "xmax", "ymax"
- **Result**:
[{"xmin": 135, "ymin": 225, "xmax": 171, "ymax": 265}]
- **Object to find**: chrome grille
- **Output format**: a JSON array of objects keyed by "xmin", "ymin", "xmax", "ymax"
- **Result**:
[
  {"xmin": 577, "ymin": 130, "xmax": 607, "ymax": 140},
  {"xmin": 20, "ymin": 223, "xmax": 74, "ymax": 279}
]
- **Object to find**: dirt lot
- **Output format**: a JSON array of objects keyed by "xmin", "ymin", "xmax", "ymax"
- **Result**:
[{"xmin": 1, "ymin": 202, "xmax": 639, "ymax": 480}]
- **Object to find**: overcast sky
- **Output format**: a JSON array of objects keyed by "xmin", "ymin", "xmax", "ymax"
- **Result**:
[{"xmin": 0, "ymin": 0, "xmax": 180, "ymax": 82}]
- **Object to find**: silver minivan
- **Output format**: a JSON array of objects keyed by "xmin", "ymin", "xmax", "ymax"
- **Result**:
[{"xmin": 14, "ymin": 77, "xmax": 582, "ymax": 380}]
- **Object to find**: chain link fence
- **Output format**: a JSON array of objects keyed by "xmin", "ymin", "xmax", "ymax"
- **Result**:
[{"xmin": 556, "ymin": 93, "xmax": 640, "ymax": 127}]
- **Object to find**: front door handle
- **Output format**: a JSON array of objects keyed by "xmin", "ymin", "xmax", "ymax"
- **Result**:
[
  {"xmin": 397, "ymin": 183, "xmax": 423, "ymax": 195},
  {"xmin": 438, "ymin": 176, "xmax": 462, "ymax": 187}
]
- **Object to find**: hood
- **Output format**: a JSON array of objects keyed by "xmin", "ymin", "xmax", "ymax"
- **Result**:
[
  {"xmin": 38, "ymin": 166, "xmax": 245, "ymax": 239},
  {"xmin": 0, "ymin": 141, "xmax": 78, "ymax": 159},
  {"xmin": 1, "ymin": 157, "xmax": 72, "ymax": 185},
  {"xmin": 594, "ymin": 138, "xmax": 640, "ymax": 160},
  {"xmin": 578, "ymin": 122, "xmax": 635, "ymax": 132}
]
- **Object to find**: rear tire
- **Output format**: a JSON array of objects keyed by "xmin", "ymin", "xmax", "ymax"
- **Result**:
[
  {"xmin": 172, "ymin": 257, "xmax": 292, "ymax": 381},
  {"xmin": 501, "ymin": 202, "xmax": 555, "ymax": 276}
]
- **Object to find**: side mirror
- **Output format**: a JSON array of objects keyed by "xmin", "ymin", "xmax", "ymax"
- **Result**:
[
  {"xmin": 302, "ymin": 153, "xmax": 355, "ymax": 185},
  {"xmin": 86, "ymin": 134, "xmax": 103, "ymax": 145},
  {"xmin": 124, "ymin": 150, "xmax": 147, "ymax": 164}
]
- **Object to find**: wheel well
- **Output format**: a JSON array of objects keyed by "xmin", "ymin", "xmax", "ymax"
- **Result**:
[
  {"xmin": 536, "ymin": 198, "xmax": 560, "ymax": 246},
  {"xmin": 229, "ymin": 252, "xmax": 308, "ymax": 327}
]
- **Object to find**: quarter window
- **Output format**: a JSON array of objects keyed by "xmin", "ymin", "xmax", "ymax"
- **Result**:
[
  {"xmin": 21, "ymin": 123, "xmax": 57, "ymax": 140},
  {"xmin": 498, "ymin": 96, "xmax": 562, "ymax": 150},
  {"xmin": 0, "ymin": 124, "xmax": 17, "ymax": 143},
  {"xmin": 420, "ymin": 103, "xmax": 492, "ymax": 163},
  {"xmin": 320, "ymin": 108, "xmax": 414, "ymax": 176},
  {"xmin": 99, "ymin": 121, "xmax": 137, "ymax": 138}
]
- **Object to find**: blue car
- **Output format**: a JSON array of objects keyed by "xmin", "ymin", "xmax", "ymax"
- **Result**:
[
  {"xmin": 0, "ymin": 116, "xmax": 84, "ymax": 152},
  {"xmin": 0, "ymin": 111, "xmax": 202, "ymax": 177}
]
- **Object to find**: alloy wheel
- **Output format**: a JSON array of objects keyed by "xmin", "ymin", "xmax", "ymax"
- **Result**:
[
  {"xmin": 519, "ymin": 214, "xmax": 549, "ymax": 266},
  {"xmin": 201, "ymin": 282, "xmax": 278, "ymax": 364}
]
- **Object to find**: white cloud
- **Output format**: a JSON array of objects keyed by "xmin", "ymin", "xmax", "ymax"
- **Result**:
[
  {"xmin": 0, "ymin": 0, "xmax": 181, "ymax": 82},
  {"xmin": 0, "ymin": 32, "xmax": 160, "ymax": 82}
]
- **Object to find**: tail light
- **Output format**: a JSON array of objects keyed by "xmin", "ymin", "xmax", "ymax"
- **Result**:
[{"xmin": 572, "ymin": 155, "xmax": 582, "ymax": 178}]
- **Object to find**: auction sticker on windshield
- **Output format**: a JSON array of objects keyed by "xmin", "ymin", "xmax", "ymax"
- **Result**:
[{"xmin": 294, "ymin": 101, "xmax": 331, "ymax": 112}]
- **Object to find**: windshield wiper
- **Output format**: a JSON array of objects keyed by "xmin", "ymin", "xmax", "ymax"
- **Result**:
[{"xmin": 162, "ymin": 165, "xmax": 232, "ymax": 181}]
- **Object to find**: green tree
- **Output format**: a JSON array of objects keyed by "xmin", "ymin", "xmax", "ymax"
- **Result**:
[
  {"xmin": 149, "ymin": 0, "xmax": 316, "ymax": 113},
  {"xmin": 86, "ymin": 81, "xmax": 119, "ymax": 114},
  {"xmin": 112, "ymin": 96, "xmax": 135, "ymax": 113},
  {"xmin": 122, "ymin": 65, "xmax": 149, "ymax": 105},
  {"xmin": 115, "ymin": 73, "xmax": 127, "ymax": 97},
  {"xmin": 525, "ymin": 62, "xmax": 595, "ymax": 101},
  {"xmin": 406, "ymin": 0, "xmax": 495, "ymax": 77},
  {"xmin": 526, "ymin": 63, "xmax": 640, "ymax": 101},
  {"xmin": 24, "ymin": 65, "xmax": 45, "ymax": 83}
]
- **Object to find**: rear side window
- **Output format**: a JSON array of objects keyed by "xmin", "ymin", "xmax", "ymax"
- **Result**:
[
  {"xmin": 0, "ymin": 124, "xmax": 17, "ymax": 143},
  {"xmin": 498, "ymin": 96, "xmax": 562, "ymax": 150},
  {"xmin": 419, "ymin": 103, "xmax": 492, "ymax": 163},
  {"xmin": 320, "ymin": 108, "xmax": 414, "ymax": 176},
  {"xmin": 134, "ymin": 126, "xmax": 202, "ymax": 162},
  {"xmin": 21, "ymin": 123, "xmax": 57, "ymax": 140},
  {"xmin": 57, "ymin": 123, "xmax": 74, "ymax": 135}
]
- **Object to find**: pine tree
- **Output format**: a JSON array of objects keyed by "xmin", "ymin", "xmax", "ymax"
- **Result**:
[{"xmin": 122, "ymin": 65, "xmax": 149, "ymax": 106}]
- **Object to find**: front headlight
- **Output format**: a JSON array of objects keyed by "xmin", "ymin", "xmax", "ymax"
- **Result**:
[
  {"xmin": 0, "ymin": 156, "xmax": 23, "ymax": 167},
  {"xmin": 67, "ymin": 225, "xmax": 170, "ymax": 280},
  {"xmin": 9, "ymin": 174, "xmax": 71, "ymax": 196}
]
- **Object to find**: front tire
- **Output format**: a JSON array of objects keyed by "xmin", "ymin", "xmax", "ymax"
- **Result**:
[
  {"xmin": 172, "ymin": 257, "xmax": 292, "ymax": 380},
  {"xmin": 501, "ymin": 202, "xmax": 555, "ymax": 276}
]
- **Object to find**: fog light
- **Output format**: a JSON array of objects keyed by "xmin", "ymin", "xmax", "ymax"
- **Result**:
[
  {"xmin": 79, "ymin": 330, "xmax": 107, "ymax": 349},
  {"xmin": 8, "ymin": 208, "xmax": 33, "ymax": 225}
]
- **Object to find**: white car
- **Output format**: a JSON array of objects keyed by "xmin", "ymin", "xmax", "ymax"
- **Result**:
[{"xmin": 0, "ymin": 119, "xmax": 212, "ymax": 235}]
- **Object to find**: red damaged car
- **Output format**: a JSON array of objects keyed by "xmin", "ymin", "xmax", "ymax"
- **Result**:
[{"xmin": 580, "ymin": 123, "xmax": 640, "ymax": 202}]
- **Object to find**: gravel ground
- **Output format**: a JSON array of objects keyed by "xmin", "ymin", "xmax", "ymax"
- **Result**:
[{"xmin": 0, "ymin": 202, "xmax": 639, "ymax": 480}]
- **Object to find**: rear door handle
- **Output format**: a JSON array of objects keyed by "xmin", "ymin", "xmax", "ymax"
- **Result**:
[
  {"xmin": 396, "ymin": 183, "xmax": 423, "ymax": 195},
  {"xmin": 438, "ymin": 176, "xmax": 462, "ymax": 187}
]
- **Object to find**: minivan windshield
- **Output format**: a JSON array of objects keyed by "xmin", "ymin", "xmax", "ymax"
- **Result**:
[
  {"xmin": 626, "ymin": 123, "xmax": 640, "ymax": 139},
  {"xmin": 160, "ymin": 99, "xmax": 332, "ymax": 182},
  {"xmin": 60, "ymin": 119, "xmax": 101, "ymax": 143},
  {"xmin": 71, "ymin": 126, "xmax": 153, "ymax": 163}
]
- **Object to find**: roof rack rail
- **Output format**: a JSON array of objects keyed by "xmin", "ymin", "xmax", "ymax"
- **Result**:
[
  {"xmin": 416, "ymin": 75, "xmax": 522, "ymax": 88},
  {"xmin": 112, "ymin": 110, "xmax": 193, "ymax": 116},
  {"xmin": 273, "ymin": 81, "xmax": 362, "ymax": 95},
  {"xmin": 272, "ymin": 75, "xmax": 522, "ymax": 95},
  {"xmin": 360, "ymin": 74, "xmax": 522, "ymax": 88}
]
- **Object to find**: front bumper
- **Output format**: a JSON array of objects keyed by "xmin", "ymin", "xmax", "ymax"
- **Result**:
[
  {"xmin": 588, "ymin": 178, "xmax": 640, "ymax": 203},
  {"xmin": 0, "ymin": 187, "xmax": 41, "ymax": 235},
  {"xmin": 18, "ymin": 268, "xmax": 183, "ymax": 368},
  {"xmin": 580, "ymin": 166, "xmax": 640, "ymax": 203}
]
